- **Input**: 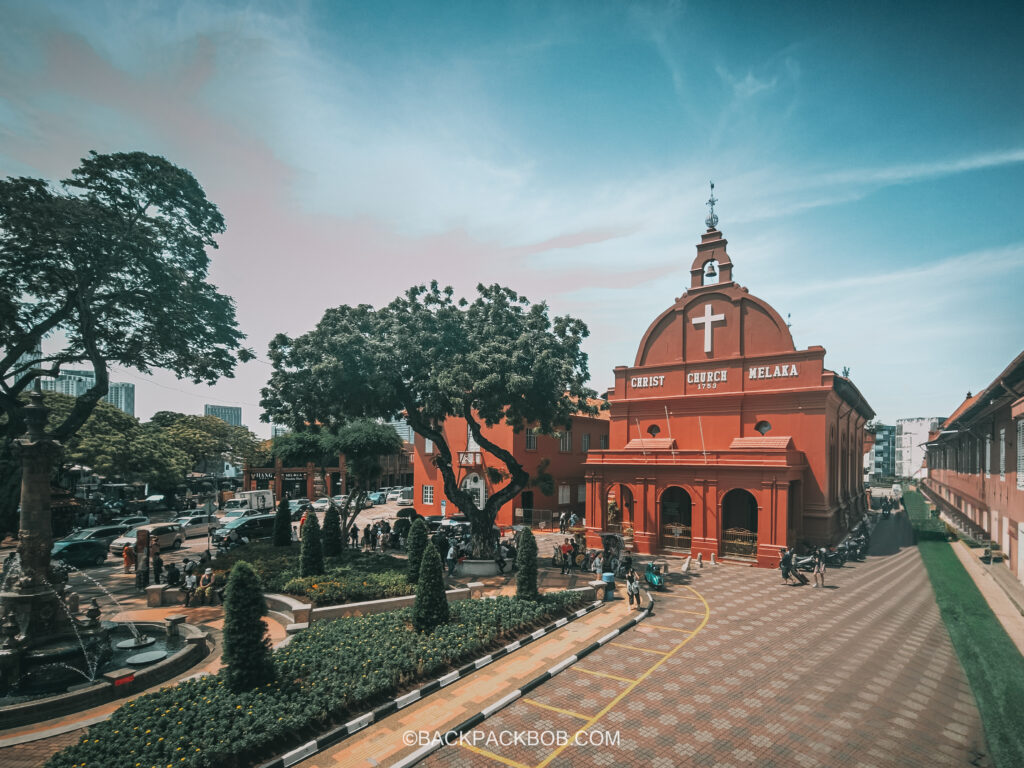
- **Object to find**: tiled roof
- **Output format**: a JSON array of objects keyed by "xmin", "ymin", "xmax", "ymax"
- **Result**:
[
  {"xmin": 941, "ymin": 394, "xmax": 980, "ymax": 429},
  {"xmin": 623, "ymin": 437, "xmax": 677, "ymax": 450},
  {"xmin": 728, "ymin": 436, "xmax": 795, "ymax": 450}
]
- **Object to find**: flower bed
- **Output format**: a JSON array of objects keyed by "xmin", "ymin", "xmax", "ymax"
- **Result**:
[
  {"xmin": 46, "ymin": 591, "xmax": 586, "ymax": 768},
  {"xmin": 210, "ymin": 543, "xmax": 409, "ymax": 605}
]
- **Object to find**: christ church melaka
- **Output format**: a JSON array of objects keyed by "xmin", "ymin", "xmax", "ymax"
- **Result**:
[{"xmin": 583, "ymin": 198, "xmax": 874, "ymax": 568}]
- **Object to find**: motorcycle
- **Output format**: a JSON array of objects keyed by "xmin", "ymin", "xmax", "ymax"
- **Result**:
[{"xmin": 644, "ymin": 561, "xmax": 665, "ymax": 591}]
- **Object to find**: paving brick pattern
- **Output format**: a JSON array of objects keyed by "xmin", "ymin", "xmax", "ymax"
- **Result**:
[{"xmin": 424, "ymin": 517, "xmax": 989, "ymax": 768}]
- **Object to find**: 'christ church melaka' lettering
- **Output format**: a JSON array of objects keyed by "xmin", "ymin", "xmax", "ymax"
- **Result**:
[
  {"xmin": 748, "ymin": 364, "xmax": 799, "ymax": 380},
  {"xmin": 630, "ymin": 375, "xmax": 665, "ymax": 389},
  {"xmin": 686, "ymin": 369, "xmax": 728, "ymax": 390}
]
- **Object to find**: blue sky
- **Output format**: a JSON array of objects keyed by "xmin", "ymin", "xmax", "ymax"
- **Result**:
[{"xmin": 2, "ymin": 0, "xmax": 1022, "ymax": 434}]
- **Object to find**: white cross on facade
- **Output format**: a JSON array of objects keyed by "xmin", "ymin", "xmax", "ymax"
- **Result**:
[{"xmin": 691, "ymin": 303, "xmax": 725, "ymax": 353}]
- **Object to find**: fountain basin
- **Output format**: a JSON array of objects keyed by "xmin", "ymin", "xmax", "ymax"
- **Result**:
[{"xmin": 0, "ymin": 621, "xmax": 211, "ymax": 729}]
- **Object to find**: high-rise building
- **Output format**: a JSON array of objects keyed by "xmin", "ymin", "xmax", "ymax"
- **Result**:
[
  {"xmin": 104, "ymin": 382, "xmax": 136, "ymax": 417},
  {"xmin": 388, "ymin": 417, "xmax": 414, "ymax": 443},
  {"xmin": 866, "ymin": 424, "xmax": 896, "ymax": 480},
  {"xmin": 896, "ymin": 417, "xmax": 943, "ymax": 479},
  {"xmin": 204, "ymin": 404, "xmax": 242, "ymax": 427},
  {"xmin": 37, "ymin": 369, "xmax": 136, "ymax": 417}
]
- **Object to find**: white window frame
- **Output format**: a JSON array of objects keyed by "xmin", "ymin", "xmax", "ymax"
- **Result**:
[
  {"xmin": 558, "ymin": 484, "xmax": 570, "ymax": 504},
  {"xmin": 986, "ymin": 436, "xmax": 992, "ymax": 478},
  {"xmin": 1017, "ymin": 419, "xmax": 1024, "ymax": 490},
  {"xmin": 582, "ymin": 433, "xmax": 591, "ymax": 452},
  {"xmin": 525, "ymin": 429, "xmax": 537, "ymax": 451},
  {"xmin": 467, "ymin": 424, "xmax": 480, "ymax": 452},
  {"xmin": 424, "ymin": 438, "xmax": 433, "ymax": 454},
  {"xmin": 422, "ymin": 485, "xmax": 434, "ymax": 505},
  {"xmin": 999, "ymin": 427, "xmax": 1006, "ymax": 481},
  {"xmin": 559, "ymin": 430, "xmax": 572, "ymax": 453}
]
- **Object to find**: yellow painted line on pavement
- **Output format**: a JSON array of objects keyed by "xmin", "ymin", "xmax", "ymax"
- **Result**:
[
  {"xmin": 458, "ymin": 742, "xmax": 532, "ymax": 768},
  {"xmin": 660, "ymin": 608, "xmax": 707, "ymax": 616},
  {"xmin": 570, "ymin": 667, "xmax": 637, "ymax": 684},
  {"xmin": 521, "ymin": 698, "xmax": 591, "ymax": 721},
  {"xmin": 533, "ymin": 584, "xmax": 711, "ymax": 768},
  {"xmin": 608, "ymin": 642, "xmax": 668, "ymax": 656}
]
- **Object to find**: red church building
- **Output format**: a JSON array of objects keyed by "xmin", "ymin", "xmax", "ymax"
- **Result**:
[{"xmin": 584, "ymin": 207, "xmax": 873, "ymax": 568}]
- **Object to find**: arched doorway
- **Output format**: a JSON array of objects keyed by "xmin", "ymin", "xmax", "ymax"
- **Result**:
[
  {"xmin": 660, "ymin": 486, "xmax": 692, "ymax": 549},
  {"xmin": 605, "ymin": 484, "xmax": 634, "ymax": 533},
  {"xmin": 721, "ymin": 488, "xmax": 758, "ymax": 558}
]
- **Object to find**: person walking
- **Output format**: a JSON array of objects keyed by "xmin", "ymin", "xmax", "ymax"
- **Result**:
[
  {"xmin": 779, "ymin": 547, "xmax": 794, "ymax": 584},
  {"xmin": 559, "ymin": 538, "xmax": 572, "ymax": 575},
  {"xmin": 626, "ymin": 568, "xmax": 641, "ymax": 610},
  {"xmin": 122, "ymin": 544, "xmax": 136, "ymax": 574},
  {"xmin": 559, "ymin": 510, "xmax": 567, "ymax": 534},
  {"xmin": 812, "ymin": 548, "xmax": 827, "ymax": 588},
  {"xmin": 152, "ymin": 550, "xmax": 164, "ymax": 585},
  {"xmin": 446, "ymin": 543, "xmax": 458, "ymax": 577}
]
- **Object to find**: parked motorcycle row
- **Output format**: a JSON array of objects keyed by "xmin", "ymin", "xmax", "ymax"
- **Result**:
[{"xmin": 792, "ymin": 519, "xmax": 872, "ymax": 571}]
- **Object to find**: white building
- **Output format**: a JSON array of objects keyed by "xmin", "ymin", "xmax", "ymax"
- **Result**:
[
  {"xmin": 896, "ymin": 417, "xmax": 944, "ymax": 479},
  {"xmin": 39, "ymin": 368, "xmax": 135, "ymax": 417}
]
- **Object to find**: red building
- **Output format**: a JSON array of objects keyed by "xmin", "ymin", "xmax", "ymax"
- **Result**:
[
  {"xmin": 411, "ymin": 409, "xmax": 610, "ymax": 528},
  {"xmin": 923, "ymin": 350, "xmax": 1024, "ymax": 583},
  {"xmin": 584, "ymin": 220, "xmax": 873, "ymax": 568}
]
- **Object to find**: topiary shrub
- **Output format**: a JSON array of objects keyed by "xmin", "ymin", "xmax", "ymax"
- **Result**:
[
  {"xmin": 273, "ymin": 495, "xmax": 292, "ymax": 547},
  {"xmin": 406, "ymin": 517, "xmax": 428, "ymax": 584},
  {"xmin": 393, "ymin": 517, "xmax": 411, "ymax": 541},
  {"xmin": 300, "ymin": 510, "xmax": 324, "ymax": 577},
  {"xmin": 221, "ymin": 560, "xmax": 275, "ymax": 692},
  {"xmin": 322, "ymin": 505, "xmax": 343, "ymax": 557},
  {"xmin": 516, "ymin": 527, "xmax": 539, "ymax": 600},
  {"xmin": 413, "ymin": 540, "xmax": 449, "ymax": 632}
]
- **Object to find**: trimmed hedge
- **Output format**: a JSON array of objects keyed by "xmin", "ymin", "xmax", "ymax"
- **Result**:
[
  {"xmin": 283, "ymin": 569, "xmax": 413, "ymax": 605},
  {"xmin": 46, "ymin": 591, "xmax": 586, "ymax": 768}
]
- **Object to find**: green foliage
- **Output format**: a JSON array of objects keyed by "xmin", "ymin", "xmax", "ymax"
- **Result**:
[
  {"xmin": 45, "ymin": 592, "xmax": 585, "ymax": 768},
  {"xmin": 905, "ymin": 492, "xmax": 1024, "ymax": 768},
  {"xmin": 322, "ymin": 504, "xmax": 343, "ymax": 556},
  {"xmin": 272, "ymin": 429, "xmax": 342, "ymax": 468},
  {"xmin": 406, "ymin": 517, "xmax": 428, "ymax": 584},
  {"xmin": 273, "ymin": 495, "xmax": 292, "ymax": 547},
  {"xmin": 221, "ymin": 561, "xmax": 275, "ymax": 692},
  {"xmin": 283, "ymin": 570, "xmax": 413, "ymax": 606},
  {"xmin": 260, "ymin": 282, "xmax": 596, "ymax": 558},
  {"xmin": 413, "ymin": 541, "xmax": 449, "ymax": 632},
  {"xmin": 516, "ymin": 527, "xmax": 539, "ymax": 600},
  {"xmin": 149, "ymin": 412, "xmax": 261, "ymax": 472},
  {"xmin": 300, "ymin": 511, "xmax": 324, "ymax": 577},
  {"xmin": 393, "ymin": 517, "xmax": 411, "ymax": 540},
  {"xmin": 210, "ymin": 542, "xmax": 404, "ymax": 593},
  {"xmin": 0, "ymin": 151, "xmax": 248, "ymax": 447}
]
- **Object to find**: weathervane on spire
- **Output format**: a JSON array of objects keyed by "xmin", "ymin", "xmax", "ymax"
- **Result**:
[{"xmin": 705, "ymin": 181, "xmax": 719, "ymax": 230}]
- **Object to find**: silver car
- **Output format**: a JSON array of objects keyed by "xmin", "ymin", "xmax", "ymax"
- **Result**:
[{"xmin": 174, "ymin": 514, "xmax": 220, "ymax": 538}]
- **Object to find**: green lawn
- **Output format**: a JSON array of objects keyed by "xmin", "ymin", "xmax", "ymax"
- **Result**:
[{"xmin": 905, "ymin": 490, "xmax": 1024, "ymax": 768}]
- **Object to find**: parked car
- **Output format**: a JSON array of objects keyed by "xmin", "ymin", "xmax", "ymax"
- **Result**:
[
  {"xmin": 60, "ymin": 524, "xmax": 129, "ymax": 547},
  {"xmin": 331, "ymin": 494, "xmax": 348, "ymax": 506},
  {"xmin": 142, "ymin": 494, "xmax": 173, "ymax": 512},
  {"xmin": 396, "ymin": 487, "xmax": 414, "ymax": 506},
  {"xmin": 52, "ymin": 539, "xmax": 109, "ymax": 568},
  {"xmin": 111, "ymin": 515, "xmax": 150, "ymax": 529},
  {"xmin": 311, "ymin": 497, "xmax": 332, "ymax": 511},
  {"xmin": 288, "ymin": 498, "xmax": 312, "ymax": 521},
  {"xmin": 211, "ymin": 514, "xmax": 277, "ymax": 546},
  {"xmin": 385, "ymin": 488, "xmax": 402, "ymax": 502},
  {"xmin": 218, "ymin": 507, "xmax": 265, "ymax": 523},
  {"xmin": 368, "ymin": 492, "xmax": 387, "ymax": 505},
  {"xmin": 174, "ymin": 514, "xmax": 220, "ymax": 538},
  {"xmin": 361, "ymin": 496, "xmax": 374, "ymax": 509},
  {"xmin": 422, "ymin": 514, "xmax": 444, "ymax": 532},
  {"xmin": 109, "ymin": 522, "xmax": 185, "ymax": 555}
]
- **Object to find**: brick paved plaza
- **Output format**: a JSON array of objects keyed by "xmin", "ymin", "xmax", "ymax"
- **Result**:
[{"xmin": 416, "ymin": 515, "xmax": 988, "ymax": 768}]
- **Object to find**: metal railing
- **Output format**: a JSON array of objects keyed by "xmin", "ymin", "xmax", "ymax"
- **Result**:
[
  {"xmin": 722, "ymin": 528, "xmax": 757, "ymax": 558},
  {"xmin": 661, "ymin": 524, "xmax": 692, "ymax": 549}
]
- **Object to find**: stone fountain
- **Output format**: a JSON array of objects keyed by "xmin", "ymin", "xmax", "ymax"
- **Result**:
[{"xmin": 0, "ymin": 387, "xmax": 110, "ymax": 692}]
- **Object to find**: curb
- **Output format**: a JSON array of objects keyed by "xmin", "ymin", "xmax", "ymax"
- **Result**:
[
  {"xmin": 392, "ymin": 591, "xmax": 655, "ymax": 768},
  {"xmin": 256, "ymin": 599, "xmax": 603, "ymax": 768}
]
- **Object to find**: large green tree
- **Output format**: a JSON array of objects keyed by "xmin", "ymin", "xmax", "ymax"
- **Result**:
[
  {"xmin": 271, "ymin": 420, "xmax": 403, "ymax": 553},
  {"xmin": 261, "ymin": 283, "xmax": 594, "ymax": 557},
  {"xmin": 0, "ymin": 151, "xmax": 249, "ymax": 534}
]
